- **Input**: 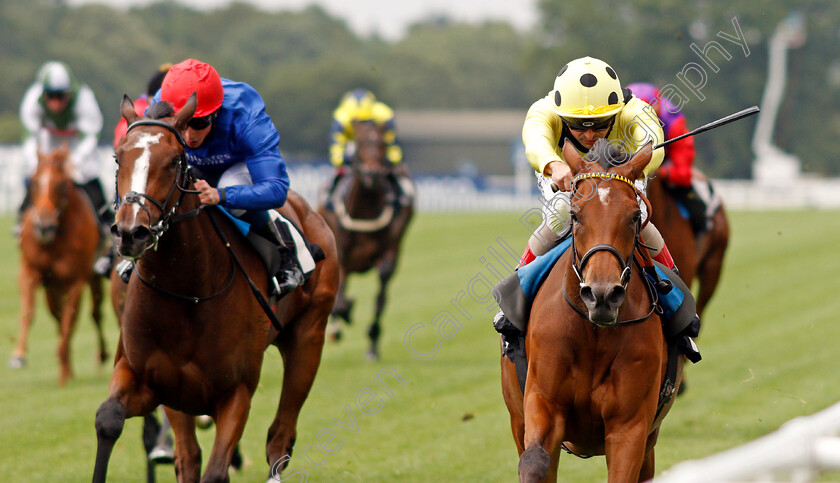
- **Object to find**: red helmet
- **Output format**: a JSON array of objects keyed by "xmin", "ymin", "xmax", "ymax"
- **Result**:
[{"xmin": 160, "ymin": 59, "xmax": 224, "ymax": 117}]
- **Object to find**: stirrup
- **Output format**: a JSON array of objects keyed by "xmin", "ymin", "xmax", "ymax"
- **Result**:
[
  {"xmin": 644, "ymin": 265, "xmax": 673, "ymax": 294},
  {"xmin": 272, "ymin": 266, "xmax": 305, "ymax": 297}
]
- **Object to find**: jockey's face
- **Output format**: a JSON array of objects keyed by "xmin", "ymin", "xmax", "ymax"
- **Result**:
[
  {"xmin": 181, "ymin": 118, "xmax": 213, "ymax": 149},
  {"xmin": 565, "ymin": 120, "xmax": 613, "ymax": 150},
  {"xmin": 44, "ymin": 92, "xmax": 70, "ymax": 115}
]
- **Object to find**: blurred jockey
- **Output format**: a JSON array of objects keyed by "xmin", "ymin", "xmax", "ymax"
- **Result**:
[
  {"xmin": 112, "ymin": 63, "xmax": 171, "ymax": 150},
  {"xmin": 627, "ymin": 82, "xmax": 707, "ymax": 234},
  {"xmin": 19, "ymin": 61, "xmax": 112, "ymax": 268},
  {"xmin": 326, "ymin": 89, "xmax": 411, "ymax": 204}
]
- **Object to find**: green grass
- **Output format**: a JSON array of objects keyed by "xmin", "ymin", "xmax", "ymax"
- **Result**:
[{"xmin": 1, "ymin": 209, "xmax": 839, "ymax": 482}]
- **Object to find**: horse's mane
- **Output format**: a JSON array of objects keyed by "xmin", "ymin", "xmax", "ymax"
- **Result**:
[
  {"xmin": 146, "ymin": 101, "xmax": 175, "ymax": 120},
  {"xmin": 583, "ymin": 138, "xmax": 633, "ymax": 171}
]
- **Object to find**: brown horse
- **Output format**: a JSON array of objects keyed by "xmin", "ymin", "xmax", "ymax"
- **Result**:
[
  {"xmin": 646, "ymin": 168, "xmax": 729, "ymax": 318},
  {"xmin": 318, "ymin": 120, "xmax": 413, "ymax": 360},
  {"xmin": 92, "ymin": 95, "xmax": 338, "ymax": 482},
  {"xmin": 10, "ymin": 145, "xmax": 106, "ymax": 385},
  {"xmin": 501, "ymin": 140, "xmax": 682, "ymax": 482}
]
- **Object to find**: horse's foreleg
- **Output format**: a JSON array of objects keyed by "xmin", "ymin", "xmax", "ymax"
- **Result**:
[
  {"xmin": 520, "ymin": 392, "xmax": 563, "ymax": 483},
  {"xmin": 328, "ymin": 267, "xmax": 351, "ymax": 339},
  {"xmin": 500, "ymin": 348, "xmax": 526, "ymax": 455},
  {"xmin": 10, "ymin": 266, "xmax": 39, "ymax": 368},
  {"xmin": 88, "ymin": 275, "xmax": 108, "ymax": 365},
  {"xmin": 53, "ymin": 281, "xmax": 85, "ymax": 386},
  {"xmin": 165, "ymin": 407, "xmax": 202, "ymax": 483},
  {"xmin": 368, "ymin": 251, "xmax": 397, "ymax": 360},
  {"xmin": 267, "ymin": 306, "xmax": 329, "ymax": 477},
  {"xmin": 603, "ymin": 421, "xmax": 650, "ymax": 483},
  {"xmin": 93, "ymin": 358, "xmax": 157, "ymax": 482},
  {"xmin": 202, "ymin": 386, "xmax": 253, "ymax": 483}
]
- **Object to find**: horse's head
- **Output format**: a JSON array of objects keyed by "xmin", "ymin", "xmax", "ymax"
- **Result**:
[
  {"xmin": 564, "ymin": 139, "xmax": 652, "ymax": 325},
  {"xmin": 28, "ymin": 144, "xmax": 73, "ymax": 243},
  {"xmin": 111, "ymin": 94, "xmax": 197, "ymax": 261},
  {"xmin": 351, "ymin": 120, "xmax": 389, "ymax": 189}
]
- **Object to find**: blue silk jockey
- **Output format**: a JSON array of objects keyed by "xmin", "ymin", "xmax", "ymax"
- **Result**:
[{"xmin": 138, "ymin": 58, "xmax": 316, "ymax": 297}]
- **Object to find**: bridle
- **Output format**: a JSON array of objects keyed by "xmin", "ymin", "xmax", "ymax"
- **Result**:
[
  {"xmin": 114, "ymin": 120, "xmax": 203, "ymax": 252},
  {"xmin": 563, "ymin": 171, "xmax": 659, "ymax": 326}
]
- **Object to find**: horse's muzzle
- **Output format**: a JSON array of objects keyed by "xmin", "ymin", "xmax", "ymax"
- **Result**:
[
  {"xmin": 111, "ymin": 223, "xmax": 154, "ymax": 261},
  {"xmin": 580, "ymin": 282, "xmax": 626, "ymax": 325}
]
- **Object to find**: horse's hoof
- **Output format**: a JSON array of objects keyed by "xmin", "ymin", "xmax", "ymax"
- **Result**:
[
  {"xmin": 365, "ymin": 349, "xmax": 379, "ymax": 362},
  {"xmin": 8, "ymin": 356, "xmax": 25, "ymax": 369},
  {"xmin": 196, "ymin": 415, "xmax": 214, "ymax": 429},
  {"xmin": 148, "ymin": 443, "xmax": 175, "ymax": 464},
  {"xmin": 327, "ymin": 323, "xmax": 342, "ymax": 342}
]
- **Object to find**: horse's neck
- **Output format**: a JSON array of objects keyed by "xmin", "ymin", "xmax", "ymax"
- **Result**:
[
  {"xmin": 139, "ymin": 204, "xmax": 218, "ymax": 282},
  {"xmin": 344, "ymin": 174, "xmax": 389, "ymax": 216}
]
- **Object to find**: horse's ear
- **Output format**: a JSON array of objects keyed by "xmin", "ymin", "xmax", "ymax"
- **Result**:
[
  {"xmin": 172, "ymin": 93, "xmax": 198, "ymax": 131},
  {"xmin": 121, "ymin": 95, "xmax": 140, "ymax": 125},
  {"xmin": 561, "ymin": 138, "xmax": 585, "ymax": 174},
  {"xmin": 619, "ymin": 142, "xmax": 654, "ymax": 180}
]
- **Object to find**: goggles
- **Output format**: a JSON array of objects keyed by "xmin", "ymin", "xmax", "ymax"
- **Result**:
[
  {"xmin": 187, "ymin": 112, "xmax": 216, "ymax": 130},
  {"xmin": 44, "ymin": 91, "xmax": 69, "ymax": 101},
  {"xmin": 562, "ymin": 115, "xmax": 614, "ymax": 132}
]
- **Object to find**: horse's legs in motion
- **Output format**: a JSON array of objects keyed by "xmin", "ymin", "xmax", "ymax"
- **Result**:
[
  {"xmin": 142, "ymin": 413, "xmax": 162, "ymax": 483},
  {"xmin": 603, "ymin": 420, "xmax": 650, "ymax": 483},
  {"xmin": 166, "ymin": 408, "xmax": 202, "ymax": 482},
  {"xmin": 201, "ymin": 386, "xmax": 253, "ymax": 482},
  {"xmin": 266, "ymin": 305, "xmax": 329, "ymax": 477},
  {"xmin": 519, "ymin": 392, "xmax": 563, "ymax": 483},
  {"xmin": 368, "ymin": 250, "xmax": 397, "ymax": 360},
  {"xmin": 10, "ymin": 266, "xmax": 40, "ymax": 368},
  {"xmin": 328, "ymin": 268, "xmax": 352, "ymax": 339},
  {"xmin": 47, "ymin": 280, "xmax": 85, "ymax": 386},
  {"xmin": 93, "ymin": 359, "xmax": 157, "ymax": 482},
  {"xmin": 88, "ymin": 275, "xmax": 109, "ymax": 365},
  {"xmin": 500, "ymin": 350, "xmax": 526, "ymax": 455}
]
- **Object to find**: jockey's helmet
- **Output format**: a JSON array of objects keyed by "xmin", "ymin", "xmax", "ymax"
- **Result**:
[
  {"xmin": 160, "ymin": 59, "xmax": 224, "ymax": 117},
  {"xmin": 551, "ymin": 57, "xmax": 624, "ymax": 128},
  {"xmin": 38, "ymin": 61, "xmax": 73, "ymax": 94},
  {"xmin": 343, "ymin": 89, "xmax": 377, "ymax": 122}
]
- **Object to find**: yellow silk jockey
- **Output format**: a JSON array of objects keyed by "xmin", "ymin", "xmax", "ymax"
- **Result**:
[{"xmin": 325, "ymin": 89, "xmax": 412, "ymax": 205}]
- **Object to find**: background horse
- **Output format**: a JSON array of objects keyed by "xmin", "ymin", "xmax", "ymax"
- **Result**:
[
  {"xmin": 93, "ymin": 95, "xmax": 338, "ymax": 482},
  {"xmin": 319, "ymin": 120, "xmax": 414, "ymax": 360},
  {"xmin": 10, "ymin": 145, "xmax": 106, "ymax": 386},
  {"xmin": 646, "ymin": 169, "xmax": 729, "ymax": 318},
  {"xmin": 501, "ymin": 140, "xmax": 682, "ymax": 482}
]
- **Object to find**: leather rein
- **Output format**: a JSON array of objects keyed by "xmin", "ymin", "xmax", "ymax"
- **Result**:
[{"xmin": 116, "ymin": 119, "xmax": 284, "ymax": 331}]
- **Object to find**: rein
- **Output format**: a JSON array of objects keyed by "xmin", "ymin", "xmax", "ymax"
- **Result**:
[
  {"xmin": 117, "ymin": 119, "xmax": 285, "ymax": 332},
  {"xmin": 563, "ymin": 171, "xmax": 658, "ymax": 327}
]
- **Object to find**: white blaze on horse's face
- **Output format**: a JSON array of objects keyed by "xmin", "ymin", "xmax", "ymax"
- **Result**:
[
  {"xmin": 129, "ymin": 132, "xmax": 163, "ymax": 218},
  {"xmin": 598, "ymin": 187, "xmax": 611, "ymax": 204}
]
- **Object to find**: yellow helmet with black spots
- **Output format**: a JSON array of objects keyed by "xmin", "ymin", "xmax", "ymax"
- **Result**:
[{"xmin": 551, "ymin": 56, "xmax": 624, "ymax": 120}]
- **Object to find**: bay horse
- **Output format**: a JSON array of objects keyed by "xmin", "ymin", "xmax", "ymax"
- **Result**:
[
  {"xmin": 10, "ymin": 144, "xmax": 107, "ymax": 385},
  {"xmin": 501, "ymin": 140, "xmax": 683, "ymax": 482},
  {"xmin": 93, "ymin": 94, "xmax": 338, "ymax": 482},
  {"xmin": 646, "ymin": 169, "xmax": 729, "ymax": 318},
  {"xmin": 318, "ymin": 120, "xmax": 414, "ymax": 360}
]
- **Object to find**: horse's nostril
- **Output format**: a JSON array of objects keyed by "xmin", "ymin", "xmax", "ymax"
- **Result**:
[
  {"xmin": 580, "ymin": 286, "xmax": 596, "ymax": 305},
  {"xmin": 132, "ymin": 226, "xmax": 152, "ymax": 244},
  {"xmin": 606, "ymin": 285, "xmax": 626, "ymax": 308}
]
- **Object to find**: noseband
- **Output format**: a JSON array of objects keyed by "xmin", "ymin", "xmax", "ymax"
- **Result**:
[
  {"xmin": 569, "ymin": 172, "xmax": 641, "ymax": 289},
  {"xmin": 115, "ymin": 119, "xmax": 202, "ymax": 250}
]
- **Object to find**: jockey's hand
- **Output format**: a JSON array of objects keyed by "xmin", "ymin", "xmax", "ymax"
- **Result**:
[
  {"xmin": 545, "ymin": 160, "xmax": 572, "ymax": 192},
  {"xmin": 194, "ymin": 179, "xmax": 220, "ymax": 206}
]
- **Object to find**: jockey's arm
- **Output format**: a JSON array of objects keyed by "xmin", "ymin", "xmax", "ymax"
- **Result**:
[
  {"xmin": 68, "ymin": 86, "xmax": 104, "ymax": 183},
  {"xmin": 614, "ymin": 98, "xmax": 665, "ymax": 179},
  {"xmin": 19, "ymin": 85, "xmax": 43, "ymax": 177},
  {"xmin": 329, "ymin": 117, "xmax": 350, "ymax": 167},
  {"xmin": 381, "ymin": 117, "xmax": 403, "ymax": 164},
  {"xmin": 522, "ymin": 97, "xmax": 566, "ymax": 178},
  {"xmin": 660, "ymin": 115, "xmax": 695, "ymax": 187}
]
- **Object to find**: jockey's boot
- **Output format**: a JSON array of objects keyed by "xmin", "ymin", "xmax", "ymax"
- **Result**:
[
  {"xmin": 93, "ymin": 244, "xmax": 117, "ymax": 277},
  {"xmin": 648, "ymin": 243, "xmax": 676, "ymax": 293},
  {"xmin": 266, "ymin": 216, "xmax": 305, "ymax": 298},
  {"xmin": 669, "ymin": 185, "xmax": 709, "ymax": 235},
  {"xmin": 12, "ymin": 184, "xmax": 32, "ymax": 237},
  {"xmin": 116, "ymin": 258, "xmax": 134, "ymax": 283},
  {"xmin": 493, "ymin": 245, "xmax": 537, "ymax": 339}
]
